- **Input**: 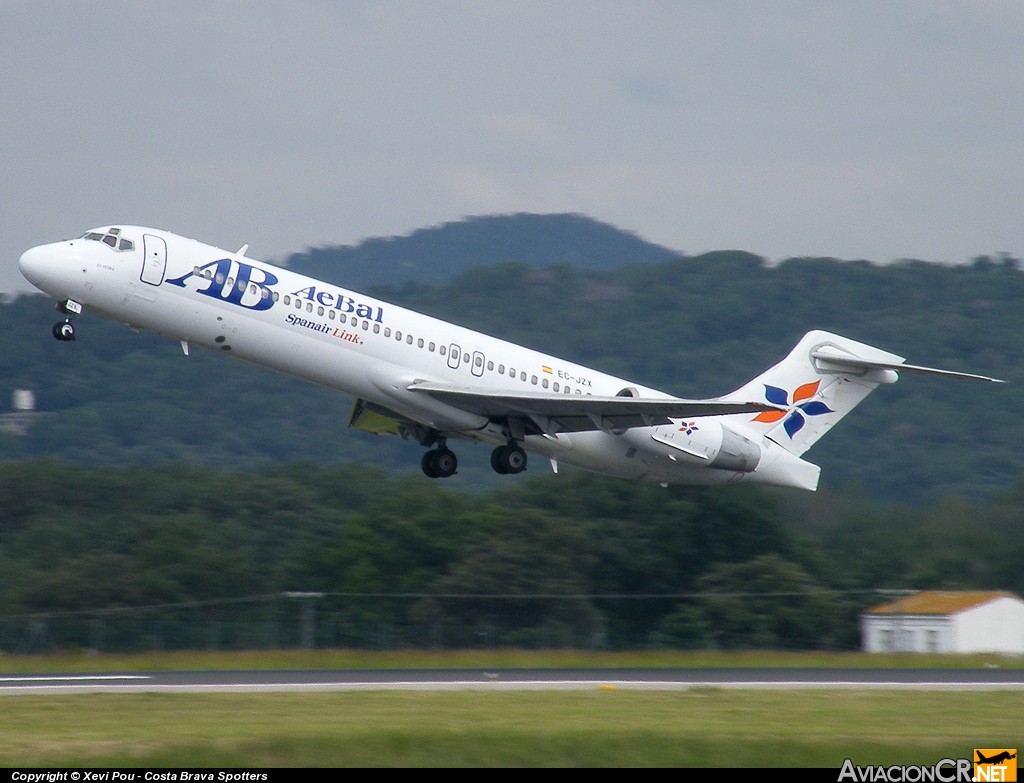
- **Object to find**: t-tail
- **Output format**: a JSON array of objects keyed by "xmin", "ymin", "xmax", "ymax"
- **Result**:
[{"xmin": 726, "ymin": 329, "xmax": 1003, "ymax": 459}]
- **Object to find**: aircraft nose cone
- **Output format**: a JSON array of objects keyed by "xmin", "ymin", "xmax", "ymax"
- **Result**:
[{"xmin": 18, "ymin": 244, "xmax": 52, "ymax": 289}]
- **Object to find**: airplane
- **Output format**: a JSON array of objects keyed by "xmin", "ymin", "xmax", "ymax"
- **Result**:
[
  {"xmin": 977, "ymin": 751, "xmax": 1016, "ymax": 765},
  {"xmin": 17, "ymin": 225, "xmax": 1003, "ymax": 491}
]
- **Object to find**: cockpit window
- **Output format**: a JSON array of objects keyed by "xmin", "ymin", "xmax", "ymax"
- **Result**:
[{"xmin": 81, "ymin": 228, "xmax": 134, "ymax": 252}]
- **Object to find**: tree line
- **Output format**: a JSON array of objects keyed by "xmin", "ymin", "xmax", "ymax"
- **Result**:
[{"xmin": 1, "ymin": 461, "xmax": 1020, "ymax": 652}]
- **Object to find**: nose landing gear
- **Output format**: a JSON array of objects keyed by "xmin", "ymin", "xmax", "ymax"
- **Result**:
[{"xmin": 52, "ymin": 299, "xmax": 83, "ymax": 341}]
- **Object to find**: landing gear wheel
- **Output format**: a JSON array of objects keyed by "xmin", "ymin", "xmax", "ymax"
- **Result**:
[
  {"xmin": 422, "ymin": 448, "xmax": 458, "ymax": 479},
  {"xmin": 51, "ymin": 299, "xmax": 82, "ymax": 341},
  {"xmin": 52, "ymin": 321, "xmax": 75, "ymax": 341},
  {"xmin": 490, "ymin": 448, "xmax": 508, "ymax": 475},
  {"xmin": 491, "ymin": 444, "xmax": 527, "ymax": 475}
]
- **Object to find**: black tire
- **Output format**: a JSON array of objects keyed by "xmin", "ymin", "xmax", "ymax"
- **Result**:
[
  {"xmin": 498, "ymin": 444, "xmax": 527, "ymax": 474},
  {"xmin": 490, "ymin": 447, "xmax": 508, "ymax": 475},
  {"xmin": 421, "ymin": 450, "xmax": 439, "ymax": 478},
  {"xmin": 434, "ymin": 449, "xmax": 458, "ymax": 478},
  {"xmin": 505, "ymin": 445, "xmax": 527, "ymax": 473},
  {"xmin": 423, "ymin": 448, "xmax": 457, "ymax": 479},
  {"xmin": 52, "ymin": 321, "xmax": 75, "ymax": 341}
]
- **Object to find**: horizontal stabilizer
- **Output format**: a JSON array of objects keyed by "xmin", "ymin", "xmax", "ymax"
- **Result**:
[{"xmin": 811, "ymin": 345, "xmax": 1004, "ymax": 383}]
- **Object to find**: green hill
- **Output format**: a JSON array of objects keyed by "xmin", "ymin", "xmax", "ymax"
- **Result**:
[{"xmin": 283, "ymin": 212, "xmax": 683, "ymax": 288}]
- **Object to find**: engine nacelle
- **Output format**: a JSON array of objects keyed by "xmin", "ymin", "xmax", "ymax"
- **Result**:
[
  {"xmin": 625, "ymin": 418, "xmax": 762, "ymax": 473},
  {"xmin": 711, "ymin": 423, "xmax": 762, "ymax": 472}
]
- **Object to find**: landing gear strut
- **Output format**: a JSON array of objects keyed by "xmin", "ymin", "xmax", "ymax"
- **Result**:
[
  {"xmin": 52, "ymin": 299, "xmax": 82, "ymax": 342},
  {"xmin": 421, "ymin": 439, "xmax": 458, "ymax": 479},
  {"xmin": 491, "ymin": 443, "xmax": 527, "ymax": 475}
]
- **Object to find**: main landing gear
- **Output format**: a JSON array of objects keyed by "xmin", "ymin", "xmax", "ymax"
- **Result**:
[
  {"xmin": 491, "ymin": 443, "xmax": 527, "ymax": 475},
  {"xmin": 51, "ymin": 299, "xmax": 82, "ymax": 341},
  {"xmin": 421, "ymin": 441, "xmax": 458, "ymax": 479},
  {"xmin": 419, "ymin": 439, "xmax": 529, "ymax": 479}
]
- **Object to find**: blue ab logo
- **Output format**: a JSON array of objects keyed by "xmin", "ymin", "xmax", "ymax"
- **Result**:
[{"xmin": 166, "ymin": 259, "xmax": 278, "ymax": 311}]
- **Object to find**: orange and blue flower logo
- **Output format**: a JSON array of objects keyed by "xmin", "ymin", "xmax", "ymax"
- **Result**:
[
  {"xmin": 679, "ymin": 421, "xmax": 698, "ymax": 435},
  {"xmin": 753, "ymin": 381, "xmax": 833, "ymax": 438}
]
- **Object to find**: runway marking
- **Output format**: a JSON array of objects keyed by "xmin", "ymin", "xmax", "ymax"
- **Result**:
[
  {"xmin": 1, "ymin": 678, "xmax": 1023, "ymax": 694},
  {"xmin": 0, "ymin": 675, "xmax": 152, "ymax": 682}
]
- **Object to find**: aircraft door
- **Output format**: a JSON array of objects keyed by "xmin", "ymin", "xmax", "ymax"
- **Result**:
[
  {"xmin": 471, "ymin": 350, "xmax": 485, "ymax": 378},
  {"xmin": 140, "ymin": 234, "xmax": 168, "ymax": 286},
  {"xmin": 447, "ymin": 343, "xmax": 461, "ymax": 370}
]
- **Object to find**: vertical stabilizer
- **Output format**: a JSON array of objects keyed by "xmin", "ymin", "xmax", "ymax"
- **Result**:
[{"xmin": 727, "ymin": 330, "xmax": 904, "ymax": 456}]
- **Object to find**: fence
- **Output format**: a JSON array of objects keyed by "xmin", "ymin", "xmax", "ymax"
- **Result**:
[{"xmin": 0, "ymin": 589, "xmax": 884, "ymax": 653}]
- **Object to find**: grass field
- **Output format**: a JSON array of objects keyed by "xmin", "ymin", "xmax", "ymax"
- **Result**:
[{"xmin": 0, "ymin": 650, "xmax": 1021, "ymax": 767}]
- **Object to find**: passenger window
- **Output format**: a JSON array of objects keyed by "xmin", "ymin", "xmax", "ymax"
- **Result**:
[
  {"xmin": 396, "ymin": 331, "xmax": 402, "ymax": 341},
  {"xmin": 306, "ymin": 302, "xmax": 313, "ymax": 313},
  {"xmin": 417, "ymin": 338, "xmax": 424, "ymax": 348},
  {"xmin": 542, "ymin": 379, "xmax": 549, "ymax": 389},
  {"xmin": 531, "ymin": 375, "xmax": 538, "ymax": 385},
  {"xmin": 362, "ymin": 321, "xmax": 369, "ymax": 330},
  {"xmin": 373, "ymin": 324, "xmax": 380, "ymax": 334},
  {"xmin": 215, "ymin": 273, "xmax": 225, "ymax": 285},
  {"xmin": 439, "ymin": 345, "xmax": 446, "ymax": 356},
  {"xmin": 328, "ymin": 310, "xmax": 335, "ymax": 320},
  {"xmin": 428, "ymin": 342, "xmax": 435, "ymax": 352},
  {"xmin": 487, "ymin": 361, "xmax": 494, "ymax": 371},
  {"xmin": 406, "ymin": 335, "xmax": 413, "ymax": 344},
  {"xmin": 384, "ymin": 328, "xmax": 391, "ymax": 337},
  {"xmin": 520, "ymin": 372, "xmax": 527, "ymax": 382},
  {"xmin": 317, "ymin": 306, "xmax": 325, "ymax": 316},
  {"xmin": 295, "ymin": 299, "xmax": 302, "ymax": 309},
  {"xmin": 283, "ymin": 295, "xmax": 291, "ymax": 305},
  {"xmin": 553, "ymin": 382, "xmax": 560, "ymax": 392}
]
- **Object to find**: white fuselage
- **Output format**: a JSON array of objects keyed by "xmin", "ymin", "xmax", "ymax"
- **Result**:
[{"xmin": 18, "ymin": 226, "xmax": 822, "ymax": 488}]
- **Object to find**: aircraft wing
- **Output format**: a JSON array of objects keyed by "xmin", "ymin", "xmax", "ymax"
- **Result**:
[{"xmin": 408, "ymin": 381, "xmax": 779, "ymax": 435}]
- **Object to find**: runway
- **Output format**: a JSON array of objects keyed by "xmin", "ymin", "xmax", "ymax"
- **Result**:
[{"xmin": 2, "ymin": 667, "xmax": 1023, "ymax": 694}]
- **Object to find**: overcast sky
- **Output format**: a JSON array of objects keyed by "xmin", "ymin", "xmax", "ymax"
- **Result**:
[{"xmin": 4, "ymin": 1, "xmax": 1024, "ymax": 293}]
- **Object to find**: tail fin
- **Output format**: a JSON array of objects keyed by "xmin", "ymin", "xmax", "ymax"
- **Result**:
[{"xmin": 726, "ymin": 330, "xmax": 1002, "ymax": 456}]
